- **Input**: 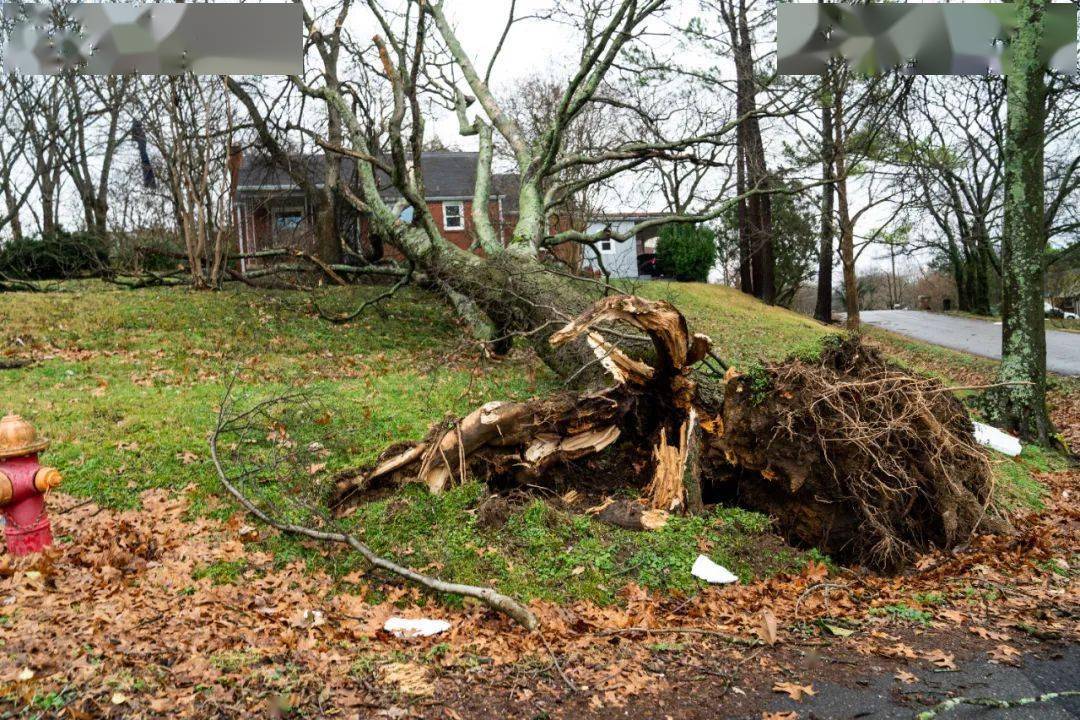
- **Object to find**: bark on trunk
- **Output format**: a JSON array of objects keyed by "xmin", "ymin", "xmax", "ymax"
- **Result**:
[
  {"xmin": 814, "ymin": 68, "xmax": 835, "ymax": 325},
  {"xmin": 833, "ymin": 89, "xmax": 859, "ymax": 330},
  {"xmin": 989, "ymin": 0, "xmax": 1053, "ymax": 444}
]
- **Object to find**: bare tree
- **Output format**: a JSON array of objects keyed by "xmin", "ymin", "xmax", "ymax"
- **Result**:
[
  {"xmin": 61, "ymin": 76, "xmax": 131, "ymax": 239},
  {"xmin": 0, "ymin": 77, "xmax": 38, "ymax": 240},
  {"xmin": 132, "ymin": 76, "xmax": 236, "ymax": 289},
  {"xmin": 10, "ymin": 76, "xmax": 68, "ymax": 237}
]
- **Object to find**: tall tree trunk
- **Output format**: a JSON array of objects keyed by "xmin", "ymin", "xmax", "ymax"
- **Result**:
[
  {"xmin": 941, "ymin": 229, "xmax": 966, "ymax": 311},
  {"xmin": 959, "ymin": 241, "xmax": 977, "ymax": 312},
  {"xmin": 727, "ymin": 0, "xmax": 773, "ymax": 301},
  {"xmin": 40, "ymin": 174, "xmax": 56, "ymax": 237},
  {"xmin": 814, "ymin": 69, "xmax": 835, "ymax": 324},
  {"xmin": 832, "ymin": 87, "xmax": 859, "ymax": 330},
  {"xmin": 314, "ymin": 198, "xmax": 340, "ymax": 264},
  {"xmin": 736, "ymin": 125, "xmax": 753, "ymax": 294},
  {"xmin": 972, "ymin": 239, "xmax": 991, "ymax": 316},
  {"xmin": 737, "ymin": 0, "xmax": 774, "ymax": 304},
  {"xmin": 990, "ymin": 0, "xmax": 1052, "ymax": 444},
  {"xmin": 3, "ymin": 186, "xmax": 23, "ymax": 241}
]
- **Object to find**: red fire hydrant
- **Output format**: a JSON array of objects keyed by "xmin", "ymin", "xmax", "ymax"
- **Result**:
[{"xmin": 0, "ymin": 415, "xmax": 62, "ymax": 556}]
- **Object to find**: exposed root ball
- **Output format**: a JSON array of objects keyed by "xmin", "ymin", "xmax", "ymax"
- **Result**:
[{"xmin": 709, "ymin": 336, "xmax": 1011, "ymax": 569}]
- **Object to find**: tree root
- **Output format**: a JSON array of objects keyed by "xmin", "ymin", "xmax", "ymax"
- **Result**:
[
  {"xmin": 710, "ymin": 335, "xmax": 1010, "ymax": 569},
  {"xmin": 330, "ymin": 295, "xmax": 1007, "ymax": 573}
]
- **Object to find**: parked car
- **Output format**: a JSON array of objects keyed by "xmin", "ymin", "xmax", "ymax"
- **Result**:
[
  {"xmin": 1064, "ymin": 311, "xmax": 1078, "ymax": 320},
  {"xmin": 1045, "ymin": 306, "xmax": 1065, "ymax": 319}
]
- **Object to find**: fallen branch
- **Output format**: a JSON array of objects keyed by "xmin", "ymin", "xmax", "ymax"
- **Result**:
[
  {"xmin": 794, "ymin": 582, "xmax": 852, "ymax": 618},
  {"xmin": 314, "ymin": 259, "xmax": 414, "ymax": 324},
  {"xmin": 537, "ymin": 630, "xmax": 577, "ymax": 693},
  {"xmin": 209, "ymin": 380, "xmax": 538, "ymax": 629},
  {"xmin": 915, "ymin": 690, "xmax": 1080, "ymax": 719},
  {"xmin": 595, "ymin": 626, "xmax": 760, "ymax": 646}
]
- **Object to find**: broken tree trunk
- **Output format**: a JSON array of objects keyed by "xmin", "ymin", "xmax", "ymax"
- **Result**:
[{"xmin": 331, "ymin": 296, "xmax": 1008, "ymax": 571}]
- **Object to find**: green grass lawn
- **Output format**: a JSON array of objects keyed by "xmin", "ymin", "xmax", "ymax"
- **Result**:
[
  {"xmin": 632, "ymin": 280, "xmax": 839, "ymax": 366},
  {"xmin": 0, "ymin": 281, "xmax": 1058, "ymax": 605}
]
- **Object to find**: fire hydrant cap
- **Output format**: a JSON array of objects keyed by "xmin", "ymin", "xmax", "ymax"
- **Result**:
[
  {"xmin": 34, "ymin": 467, "xmax": 62, "ymax": 492},
  {"xmin": 0, "ymin": 415, "xmax": 50, "ymax": 459}
]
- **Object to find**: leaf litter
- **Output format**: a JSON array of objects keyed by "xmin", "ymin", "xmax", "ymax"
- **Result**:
[{"xmin": 0, "ymin": 467, "xmax": 1075, "ymax": 717}]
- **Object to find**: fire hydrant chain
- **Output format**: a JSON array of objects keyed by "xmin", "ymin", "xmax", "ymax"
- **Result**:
[{"xmin": 0, "ymin": 415, "xmax": 62, "ymax": 555}]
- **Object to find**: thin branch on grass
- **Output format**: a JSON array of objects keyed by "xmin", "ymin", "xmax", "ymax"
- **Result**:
[
  {"xmin": 314, "ymin": 260, "xmax": 414, "ymax": 324},
  {"xmin": 208, "ymin": 379, "xmax": 538, "ymax": 629},
  {"xmin": 595, "ymin": 626, "xmax": 760, "ymax": 646},
  {"xmin": 537, "ymin": 630, "xmax": 577, "ymax": 693}
]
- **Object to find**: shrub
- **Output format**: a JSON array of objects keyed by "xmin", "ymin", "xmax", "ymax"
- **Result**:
[
  {"xmin": 0, "ymin": 230, "xmax": 110, "ymax": 280},
  {"xmin": 656, "ymin": 223, "xmax": 716, "ymax": 282}
]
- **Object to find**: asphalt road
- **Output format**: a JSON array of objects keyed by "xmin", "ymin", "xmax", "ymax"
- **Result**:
[
  {"xmin": 860, "ymin": 310, "xmax": 1080, "ymax": 376},
  {"xmin": 757, "ymin": 644, "xmax": 1080, "ymax": 719}
]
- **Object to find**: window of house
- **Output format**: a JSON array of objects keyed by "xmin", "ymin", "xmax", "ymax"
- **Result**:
[
  {"xmin": 274, "ymin": 208, "xmax": 304, "ymax": 232},
  {"xmin": 599, "ymin": 239, "xmax": 613, "ymax": 253},
  {"xmin": 443, "ymin": 201, "xmax": 464, "ymax": 231}
]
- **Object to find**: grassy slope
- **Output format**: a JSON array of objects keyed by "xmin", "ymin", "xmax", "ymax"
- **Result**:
[
  {"xmin": 0, "ymin": 281, "xmax": 1054, "ymax": 604},
  {"xmin": 0, "ymin": 283, "xmax": 814, "ymax": 604},
  {"xmin": 631, "ymin": 280, "xmax": 839, "ymax": 365}
]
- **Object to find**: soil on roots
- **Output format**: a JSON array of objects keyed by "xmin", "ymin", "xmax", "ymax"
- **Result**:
[{"xmin": 706, "ymin": 336, "xmax": 1010, "ymax": 570}]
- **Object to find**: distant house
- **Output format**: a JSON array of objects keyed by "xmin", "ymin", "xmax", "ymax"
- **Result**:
[
  {"xmin": 232, "ymin": 151, "xmax": 519, "ymax": 271},
  {"xmin": 580, "ymin": 214, "xmax": 664, "ymax": 279}
]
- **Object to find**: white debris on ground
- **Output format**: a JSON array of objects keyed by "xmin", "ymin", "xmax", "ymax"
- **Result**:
[
  {"xmin": 972, "ymin": 421, "xmax": 1022, "ymax": 457},
  {"xmin": 383, "ymin": 617, "xmax": 451, "ymax": 638},
  {"xmin": 691, "ymin": 554, "xmax": 739, "ymax": 584}
]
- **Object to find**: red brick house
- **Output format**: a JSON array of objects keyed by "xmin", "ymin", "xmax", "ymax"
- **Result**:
[{"xmin": 233, "ymin": 151, "xmax": 520, "ymax": 271}]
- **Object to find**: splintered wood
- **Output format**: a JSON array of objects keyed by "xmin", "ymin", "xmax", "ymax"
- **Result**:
[{"xmin": 331, "ymin": 295, "xmax": 709, "ymax": 513}]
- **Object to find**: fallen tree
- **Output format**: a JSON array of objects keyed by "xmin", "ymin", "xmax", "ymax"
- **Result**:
[{"xmin": 331, "ymin": 295, "xmax": 1010, "ymax": 572}]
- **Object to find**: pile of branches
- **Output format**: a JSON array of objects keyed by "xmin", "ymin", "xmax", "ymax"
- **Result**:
[{"xmin": 709, "ymin": 336, "xmax": 1011, "ymax": 569}]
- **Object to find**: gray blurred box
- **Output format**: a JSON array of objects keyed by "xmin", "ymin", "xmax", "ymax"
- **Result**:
[
  {"xmin": 777, "ymin": 3, "xmax": 1076, "ymax": 76},
  {"xmin": 2, "ymin": 3, "xmax": 302, "ymax": 75}
]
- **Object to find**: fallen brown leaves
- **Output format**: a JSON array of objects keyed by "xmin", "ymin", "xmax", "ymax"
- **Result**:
[
  {"xmin": 0, "ymin": 467, "xmax": 1075, "ymax": 718},
  {"xmin": 772, "ymin": 681, "xmax": 816, "ymax": 701}
]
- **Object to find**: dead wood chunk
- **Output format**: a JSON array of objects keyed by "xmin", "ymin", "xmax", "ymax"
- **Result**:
[
  {"xmin": 549, "ymin": 295, "xmax": 702, "ymax": 373},
  {"xmin": 644, "ymin": 412, "xmax": 700, "ymax": 512},
  {"xmin": 596, "ymin": 498, "xmax": 651, "ymax": 530}
]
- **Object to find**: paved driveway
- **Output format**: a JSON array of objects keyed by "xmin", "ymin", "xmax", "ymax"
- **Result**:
[{"xmin": 860, "ymin": 310, "xmax": 1080, "ymax": 376}]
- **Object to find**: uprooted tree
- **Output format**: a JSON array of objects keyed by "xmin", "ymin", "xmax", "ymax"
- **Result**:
[
  {"xmin": 228, "ymin": 0, "xmax": 823, "ymax": 371},
  {"xmin": 330, "ymin": 295, "xmax": 1008, "ymax": 569}
]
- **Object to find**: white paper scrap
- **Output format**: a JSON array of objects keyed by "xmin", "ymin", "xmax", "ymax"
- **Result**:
[
  {"xmin": 691, "ymin": 554, "xmax": 739, "ymax": 584},
  {"xmin": 972, "ymin": 421, "xmax": 1022, "ymax": 457},
  {"xmin": 384, "ymin": 617, "xmax": 451, "ymax": 639}
]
